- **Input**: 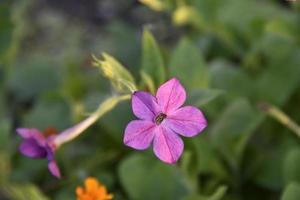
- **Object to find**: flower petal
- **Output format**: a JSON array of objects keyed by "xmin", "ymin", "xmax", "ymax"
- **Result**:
[
  {"xmin": 156, "ymin": 78, "xmax": 186, "ymax": 113},
  {"xmin": 16, "ymin": 128, "xmax": 46, "ymax": 146},
  {"xmin": 165, "ymin": 106, "xmax": 207, "ymax": 137},
  {"xmin": 132, "ymin": 91, "xmax": 160, "ymax": 120},
  {"xmin": 153, "ymin": 126, "xmax": 183, "ymax": 164},
  {"xmin": 124, "ymin": 120, "xmax": 156, "ymax": 150},
  {"xmin": 48, "ymin": 160, "xmax": 61, "ymax": 178},
  {"xmin": 19, "ymin": 139, "xmax": 47, "ymax": 158}
]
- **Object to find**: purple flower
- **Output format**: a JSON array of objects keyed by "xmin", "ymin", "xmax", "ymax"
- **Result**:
[
  {"xmin": 17, "ymin": 128, "xmax": 61, "ymax": 178},
  {"xmin": 124, "ymin": 78, "xmax": 207, "ymax": 163},
  {"xmin": 17, "ymin": 110, "xmax": 107, "ymax": 178}
]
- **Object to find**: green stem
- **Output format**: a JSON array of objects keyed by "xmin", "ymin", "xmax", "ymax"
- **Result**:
[{"xmin": 259, "ymin": 102, "xmax": 300, "ymax": 138}]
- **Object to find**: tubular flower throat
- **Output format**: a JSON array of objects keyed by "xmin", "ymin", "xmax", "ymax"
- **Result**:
[{"xmin": 76, "ymin": 177, "xmax": 113, "ymax": 200}]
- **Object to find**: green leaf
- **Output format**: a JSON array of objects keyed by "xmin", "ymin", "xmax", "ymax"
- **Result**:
[
  {"xmin": 186, "ymin": 89, "xmax": 224, "ymax": 107},
  {"xmin": 210, "ymin": 98, "xmax": 263, "ymax": 167},
  {"xmin": 217, "ymin": 0, "xmax": 284, "ymax": 42},
  {"xmin": 210, "ymin": 60, "xmax": 253, "ymax": 100},
  {"xmin": 254, "ymin": 35, "xmax": 300, "ymax": 105},
  {"xmin": 140, "ymin": 71, "xmax": 156, "ymax": 94},
  {"xmin": 141, "ymin": 29, "xmax": 166, "ymax": 87},
  {"xmin": 169, "ymin": 38, "xmax": 209, "ymax": 90},
  {"xmin": 281, "ymin": 182, "xmax": 300, "ymax": 200},
  {"xmin": 208, "ymin": 186, "xmax": 227, "ymax": 200},
  {"xmin": 93, "ymin": 53, "xmax": 136, "ymax": 93},
  {"xmin": 191, "ymin": 137, "xmax": 227, "ymax": 179},
  {"xmin": 119, "ymin": 154, "xmax": 190, "ymax": 200},
  {"xmin": 184, "ymin": 185, "xmax": 227, "ymax": 200},
  {"xmin": 283, "ymin": 149, "xmax": 300, "ymax": 185},
  {"xmin": 2, "ymin": 184, "xmax": 49, "ymax": 200}
]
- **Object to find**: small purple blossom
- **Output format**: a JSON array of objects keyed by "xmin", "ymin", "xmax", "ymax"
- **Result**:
[
  {"xmin": 124, "ymin": 78, "xmax": 207, "ymax": 164},
  {"xmin": 17, "ymin": 128, "xmax": 61, "ymax": 178},
  {"xmin": 17, "ymin": 111, "xmax": 103, "ymax": 178}
]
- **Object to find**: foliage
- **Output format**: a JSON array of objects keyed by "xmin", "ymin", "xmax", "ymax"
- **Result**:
[{"xmin": 0, "ymin": 0, "xmax": 300, "ymax": 199}]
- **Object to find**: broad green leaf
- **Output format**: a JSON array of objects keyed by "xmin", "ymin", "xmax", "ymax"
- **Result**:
[
  {"xmin": 141, "ymin": 29, "xmax": 166, "ymax": 87},
  {"xmin": 210, "ymin": 60, "xmax": 253, "ymax": 100},
  {"xmin": 254, "ymin": 34, "xmax": 300, "ymax": 106},
  {"xmin": 191, "ymin": 137, "xmax": 227, "ymax": 179},
  {"xmin": 2, "ymin": 184, "xmax": 49, "ymax": 200},
  {"xmin": 186, "ymin": 89, "xmax": 224, "ymax": 107},
  {"xmin": 283, "ymin": 149, "xmax": 300, "ymax": 185},
  {"xmin": 93, "ymin": 53, "xmax": 136, "ymax": 93},
  {"xmin": 181, "ymin": 138, "xmax": 228, "ymax": 197},
  {"xmin": 281, "ymin": 182, "xmax": 300, "ymax": 200},
  {"xmin": 210, "ymin": 98, "xmax": 263, "ymax": 167},
  {"xmin": 169, "ymin": 38, "xmax": 209, "ymax": 90},
  {"xmin": 252, "ymin": 152, "xmax": 285, "ymax": 190},
  {"xmin": 119, "ymin": 154, "xmax": 190, "ymax": 200}
]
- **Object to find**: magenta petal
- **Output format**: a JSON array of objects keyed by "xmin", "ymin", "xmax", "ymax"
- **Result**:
[
  {"xmin": 124, "ymin": 120, "xmax": 156, "ymax": 150},
  {"xmin": 156, "ymin": 78, "xmax": 186, "ymax": 113},
  {"xmin": 153, "ymin": 126, "xmax": 183, "ymax": 164},
  {"xmin": 166, "ymin": 106, "xmax": 207, "ymax": 137},
  {"xmin": 132, "ymin": 91, "xmax": 160, "ymax": 120},
  {"xmin": 17, "ymin": 128, "xmax": 42, "ymax": 139},
  {"xmin": 19, "ymin": 139, "xmax": 47, "ymax": 158},
  {"xmin": 17, "ymin": 128, "xmax": 46, "ymax": 146},
  {"xmin": 48, "ymin": 160, "xmax": 61, "ymax": 178}
]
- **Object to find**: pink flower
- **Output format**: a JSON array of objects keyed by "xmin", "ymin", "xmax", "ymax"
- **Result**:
[
  {"xmin": 124, "ymin": 78, "xmax": 207, "ymax": 163},
  {"xmin": 17, "ymin": 128, "xmax": 61, "ymax": 178}
]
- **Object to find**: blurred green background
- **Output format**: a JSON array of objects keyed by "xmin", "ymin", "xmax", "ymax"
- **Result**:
[{"xmin": 1, "ymin": 0, "xmax": 300, "ymax": 199}]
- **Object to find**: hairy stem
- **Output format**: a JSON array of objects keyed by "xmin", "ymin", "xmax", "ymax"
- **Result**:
[{"xmin": 54, "ymin": 94, "xmax": 131, "ymax": 147}]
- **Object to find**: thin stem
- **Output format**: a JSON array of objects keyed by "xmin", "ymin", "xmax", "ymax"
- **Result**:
[
  {"xmin": 53, "ymin": 94, "xmax": 131, "ymax": 147},
  {"xmin": 259, "ymin": 102, "xmax": 300, "ymax": 138}
]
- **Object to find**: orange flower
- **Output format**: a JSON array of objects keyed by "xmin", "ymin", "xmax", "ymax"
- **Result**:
[{"xmin": 76, "ymin": 177, "xmax": 113, "ymax": 200}]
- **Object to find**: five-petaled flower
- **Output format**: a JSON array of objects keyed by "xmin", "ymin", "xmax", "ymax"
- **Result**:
[
  {"xmin": 17, "ymin": 128, "xmax": 61, "ymax": 178},
  {"xmin": 124, "ymin": 78, "xmax": 207, "ymax": 163},
  {"xmin": 76, "ymin": 177, "xmax": 113, "ymax": 200}
]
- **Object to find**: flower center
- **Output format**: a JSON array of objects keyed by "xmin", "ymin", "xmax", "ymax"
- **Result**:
[{"xmin": 155, "ymin": 113, "xmax": 167, "ymax": 125}]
